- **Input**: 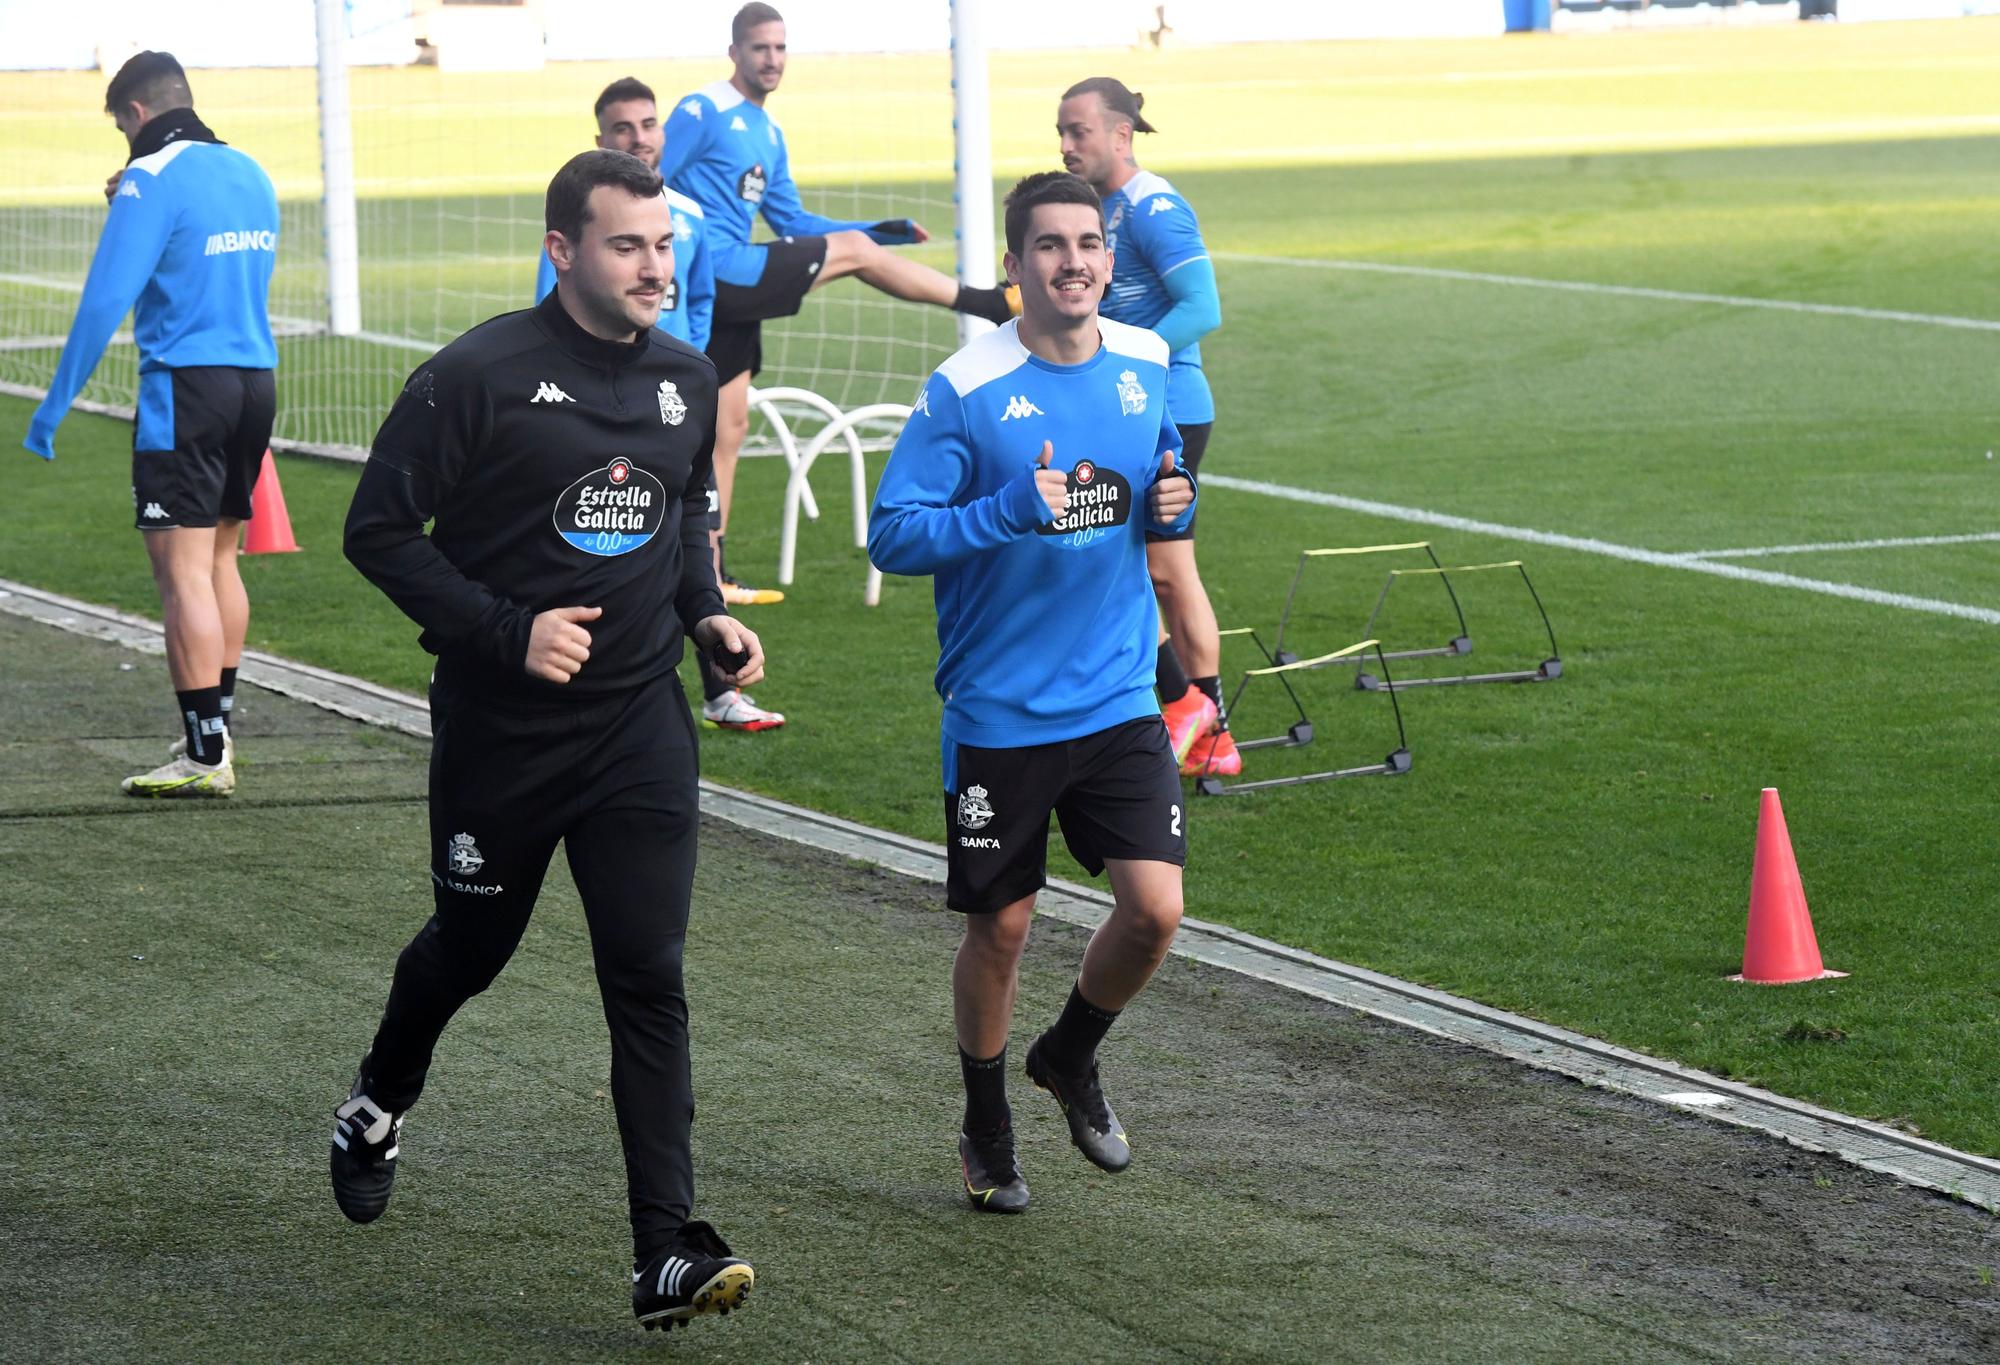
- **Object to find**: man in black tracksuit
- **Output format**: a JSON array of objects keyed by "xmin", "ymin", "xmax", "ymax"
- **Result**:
[{"xmin": 329, "ymin": 150, "xmax": 761, "ymax": 1333}]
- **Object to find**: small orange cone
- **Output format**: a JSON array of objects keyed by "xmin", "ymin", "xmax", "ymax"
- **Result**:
[
  {"xmin": 243, "ymin": 449, "xmax": 300, "ymax": 554},
  {"xmin": 1730, "ymin": 788, "xmax": 1846, "ymax": 984}
]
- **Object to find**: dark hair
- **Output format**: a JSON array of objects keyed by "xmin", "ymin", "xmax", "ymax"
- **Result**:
[
  {"xmin": 1061, "ymin": 76, "xmax": 1157, "ymax": 135},
  {"xmin": 1002, "ymin": 171, "xmax": 1103, "ymax": 257},
  {"xmin": 545, "ymin": 150, "xmax": 664, "ymax": 243},
  {"xmin": 732, "ymin": 3, "xmax": 784, "ymax": 45},
  {"xmin": 104, "ymin": 50, "xmax": 192, "ymax": 117},
  {"xmin": 593, "ymin": 77, "xmax": 656, "ymax": 122}
]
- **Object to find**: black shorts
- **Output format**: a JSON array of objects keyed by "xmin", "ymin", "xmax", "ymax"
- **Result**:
[
  {"xmin": 707, "ymin": 236, "xmax": 830, "ymax": 383},
  {"xmin": 1146, "ymin": 421, "xmax": 1211, "ymax": 545},
  {"xmin": 131, "ymin": 365, "xmax": 276, "ymax": 531},
  {"xmin": 943, "ymin": 715, "xmax": 1187, "ymax": 914}
]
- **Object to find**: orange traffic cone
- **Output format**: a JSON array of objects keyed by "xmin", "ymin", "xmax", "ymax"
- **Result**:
[
  {"xmin": 243, "ymin": 449, "xmax": 300, "ymax": 554},
  {"xmin": 1730, "ymin": 788, "xmax": 1846, "ymax": 984}
]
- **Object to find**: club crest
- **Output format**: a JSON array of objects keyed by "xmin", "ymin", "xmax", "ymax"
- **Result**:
[
  {"xmin": 657, "ymin": 380, "xmax": 687, "ymax": 426},
  {"xmin": 957, "ymin": 784, "xmax": 995, "ymax": 830},
  {"xmin": 448, "ymin": 832, "xmax": 485, "ymax": 876},
  {"xmin": 1116, "ymin": 369, "xmax": 1147, "ymax": 416}
]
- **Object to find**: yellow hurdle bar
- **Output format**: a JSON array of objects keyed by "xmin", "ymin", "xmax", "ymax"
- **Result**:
[
  {"xmin": 1302, "ymin": 542, "xmax": 1431, "ymax": 558},
  {"xmin": 1388, "ymin": 561, "xmax": 1524, "ymax": 577},
  {"xmin": 1217, "ymin": 627, "xmax": 1258, "ymax": 638},
  {"xmin": 1245, "ymin": 639, "xmax": 1379, "ymax": 676}
]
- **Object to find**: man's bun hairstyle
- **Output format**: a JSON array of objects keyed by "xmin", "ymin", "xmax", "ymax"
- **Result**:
[{"xmin": 1061, "ymin": 76, "xmax": 1157, "ymax": 134}]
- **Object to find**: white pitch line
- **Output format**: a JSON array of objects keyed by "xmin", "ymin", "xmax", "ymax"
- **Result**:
[
  {"xmin": 1687, "ymin": 531, "xmax": 2000, "ymax": 559},
  {"xmin": 1201, "ymin": 473, "xmax": 2000, "ymax": 627},
  {"xmin": 1213, "ymin": 253, "xmax": 2000, "ymax": 334}
]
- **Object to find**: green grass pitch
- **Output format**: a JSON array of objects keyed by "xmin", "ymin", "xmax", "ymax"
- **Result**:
[{"xmin": 2, "ymin": 15, "xmax": 1998, "ymax": 1204}]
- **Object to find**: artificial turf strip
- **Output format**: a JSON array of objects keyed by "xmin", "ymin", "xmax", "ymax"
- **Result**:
[{"xmin": 4, "ymin": 612, "xmax": 1998, "ymax": 1362}]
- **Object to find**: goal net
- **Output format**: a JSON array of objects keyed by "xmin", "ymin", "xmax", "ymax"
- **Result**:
[{"xmin": 0, "ymin": 3, "xmax": 973, "ymax": 460}]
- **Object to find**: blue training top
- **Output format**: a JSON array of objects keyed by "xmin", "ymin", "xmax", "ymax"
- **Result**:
[
  {"xmin": 25, "ymin": 136, "xmax": 278, "ymax": 459},
  {"xmin": 868, "ymin": 318, "xmax": 1194, "ymax": 755},
  {"xmin": 657, "ymin": 79, "xmax": 874, "ymax": 289},
  {"xmin": 534, "ymin": 186, "xmax": 714, "ymax": 351},
  {"xmin": 1101, "ymin": 170, "xmax": 1220, "ymax": 427}
]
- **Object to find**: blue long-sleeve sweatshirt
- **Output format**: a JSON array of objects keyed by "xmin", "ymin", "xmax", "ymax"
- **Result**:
[
  {"xmin": 868, "ymin": 319, "xmax": 1195, "ymax": 752},
  {"xmin": 26, "ymin": 117, "xmax": 277, "ymax": 460},
  {"xmin": 657, "ymin": 79, "xmax": 877, "ymax": 289},
  {"xmin": 1101, "ymin": 170, "xmax": 1221, "ymax": 426}
]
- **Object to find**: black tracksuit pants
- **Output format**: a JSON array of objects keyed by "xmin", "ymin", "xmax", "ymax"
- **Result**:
[{"xmin": 361, "ymin": 671, "xmax": 701, "ymax": 1261}]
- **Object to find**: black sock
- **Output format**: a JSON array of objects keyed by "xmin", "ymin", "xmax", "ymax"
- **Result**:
[
  {"xmin": 953, "ymin": 284, "xmax": 1015, "ymax": 326},
  {"xmin": 175, "ymin": 686, "xmax": 226, "ymax": 766},
  {"xmin": 1042, "ymin": 982, "xmax": 1120, "ymax": 1074},
  {"xmin": 1157, "ymin": 640, "xmax": 1192, "ymax": 703},
  {"xmin": 960, "ymin": 1045, "xmax": 1011, "ymax": 1134},
  {"xmin": 1192, "ymin": 674, "xmax": 1223, "ymax": 716},
  {"xmin": 219, "ymin": 666, "xmax": 238, "ymax": 720},
  {"xmin": 715, "ymin": 533, "xmax": 729, "ymax": 582}
]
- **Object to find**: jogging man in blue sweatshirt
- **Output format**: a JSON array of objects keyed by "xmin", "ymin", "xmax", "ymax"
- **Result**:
[
  {"xmin": 869, "ymin": 171, "xmax": 1196, "ymax": 1214},
  {"xmin": 24, "ymin": 51, "xmax": 278, "ymax": 799}
]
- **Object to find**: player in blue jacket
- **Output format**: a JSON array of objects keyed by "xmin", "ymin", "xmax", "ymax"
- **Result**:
[
  {"xmin": 24, "ymin": 51, "xmax": 278, "ymax": 799},
  {"xmin": 660, "ymin": 3, "xmax": 1019, "ymax": 609},
  {"xmin": 869, "ymin": 171, "xmax": 1196, "ymax": 1215},
  {"xmin": 1058, "ymin": 78, "xmax": 1237, "ymax": 777}
]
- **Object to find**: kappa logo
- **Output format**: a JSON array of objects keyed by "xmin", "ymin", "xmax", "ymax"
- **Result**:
[
  {"xmin": 117, "ymin": 179, "xmax": 141, "ymax": 199},
  {"xmin": 682, "ymin": 99, "xmax": 703, "ymax": 119},
  {"xmin": 532, "ymin": 381, "xmax": 575, "ymax": 404},
  {"xmin": 768, "ymin": 125, "xmax": 778, "ymax": 145},
  {"xmin": 141, "ymin": 501, "xmax": 168, "ymax": 521},
  {"xmin": 1116, "ymin": 369, "xmax": 1147, "ymax": 416},
  {"xmin": 1000, "ymin": 394, "xmax": 1044, "ymax": 422},
  {"xmin": 912, "ymin": 387, "xmax": 931, "ymax": 418},
  {"xmin": 657, "ymin": 379, "xmax": 687, "ymax": 426},
  {"xmin": 1147, "ymin": 196, "xmax": 1176, "ymax": 215},
  {"xmin": 957, "ymin": 783, "xmax": 995, "ymax": 830},
  {"xmin": 447, "ymin": 832, "xmax": 485, "ymax": 876},
  {"xmin": 730, "ymin": 114, "xmax": 748, "ymax": 131}
]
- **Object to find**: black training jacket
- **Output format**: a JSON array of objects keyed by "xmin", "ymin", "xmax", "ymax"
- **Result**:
[{"xmin": 345, "ymin": 290, "xmax": 726, "ymax": 703}]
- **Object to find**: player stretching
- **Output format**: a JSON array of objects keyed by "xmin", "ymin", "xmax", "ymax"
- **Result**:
[
  {"xmin": 333, "ymin": 151, "xmax": 759, "ymax": 1331},
  {"xmin": 24, "ymin": 51, "xmax": 278, "ymax": 797},
  {"xmin": 1058, "ymin": 77, "xmax": 1236, "ymax": 776},
  {"xmin": 532, "ymin": 76, "xmax": 783, "ymax": 733},
  {"xmin": 869, "ymin": 171, "xmax": 1196, "ymax": 1213},
  {"xmin": 661, "ymin": 2, "xmax": 1018, "ymax": 607}
]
